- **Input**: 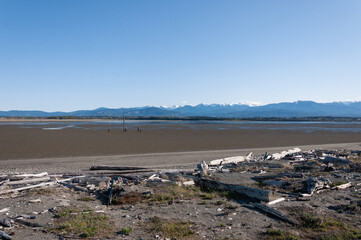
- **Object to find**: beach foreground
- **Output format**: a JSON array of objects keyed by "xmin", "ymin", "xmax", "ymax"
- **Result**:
[
  {"xmin": 1, "ymin": 122, "xmax": 361, "ymax": 239},
  {"xmin": 1, "ymin": 144, "xmax": 361, "ymax": 240}
]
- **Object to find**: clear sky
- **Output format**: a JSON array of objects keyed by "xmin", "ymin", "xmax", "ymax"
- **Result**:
[{"xmin": 1, "ymin": 0, "xmax": 361, "ymax": 111}]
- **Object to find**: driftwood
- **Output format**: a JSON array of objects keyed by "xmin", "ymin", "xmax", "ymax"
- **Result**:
[
  {"xmin": 17, "ymin": 172, "xmax": 48, "ymax": 178},
  {"xmin": 197, "ymin": 161, "xmax": 209, "ymax": 177},
  {"xmin": 332, "ymin": 182, "xmax": 352, "ymax": 190},
  {"xmin": 252, "ymin": 203, "xmax": 297, "ymax": 225},
  {"xmin": 267, "ymin": 197, "xmax": 286, "ymax": 205},
  {"xmin": 0, "ymin": 208, "xmax": 10, "ymax": 213},
  {"xmin": 0, "ymin": 230, "xmax": 12, "ymax": 240},
  {"xmin": 6, "ymin": 172, "xmax": 49, "ymax": 181},
  {"xmin": 85, "ymin": 170, "xmax": 155, "ymax": 176},
  {"xmin": 209, "ymin": 156, "xmax": 246, "ymax": 166},
  {"xmin": 195, "ymin": 177, "xmax": 278, "ymax": 202},
  {"xmin": 0, "ymin": 181, "xmax": 57, "ymax": 195},
  {"xmin": 271, "ymin": 148, "xmax": 301, "ymax": 160},
  {"xmin": 107, "ymin": 178, "xmax": 115, "ymax": 205},
  {"xmin": 90, "ymin": 166, "xmax": 149, "ymax": 171},
  {"xmin": 58, "ymin": 182, "xmax": 88, "ymax": 192},
  {"xmin": 305, "ymin": 177, "xmax": 331, "ymax": 195},
  {"xmin": 319, "ymin": 156, "xmax": 351, "ymax": 166},
  {"xmin": 6, "ymin": 177, "xmax": 50, "ymax": 186}
]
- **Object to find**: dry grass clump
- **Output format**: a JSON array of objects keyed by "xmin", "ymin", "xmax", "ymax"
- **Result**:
[
  {"xmin": 145, "ymin": 216, "xmax": 195, "ymax": 239},
  {"xmin": 264, "ymin": 228, "xmax": 299, "ymax": 240},
  {"xmin": 51, "ymin": 206, "xmax": 114, "ymax": 238},
  {"xmin": 112, "ymin": 192, "xmax": 145, "ymax": 205},
  {"xmin": 297, "ymin": 213, "xmax": 361, "ymax": 239},
  {"xmin": 78, "ymin": 196, "xmax": 96, "ymax": 202},
  {"xmin": 28, "ymin": 187, "xmax": 59, "ymax": 196}
]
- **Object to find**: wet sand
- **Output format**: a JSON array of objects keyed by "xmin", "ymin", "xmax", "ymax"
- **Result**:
[{"xmin": 1, "ymin": 122, "xmax": 361, "ymax": 161}]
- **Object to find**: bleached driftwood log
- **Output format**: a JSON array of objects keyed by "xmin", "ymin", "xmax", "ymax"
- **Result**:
[
  {"xmin": 6, "ymin": 172, "xmax": 49, "ymax": 181},
  {"xmin": 0, "ymin": 208, "xmax": 10, "ymax": 213},
  {"xmin": 0, "ymin": 181, "xmax": 57, "ymax": 195},
  {"xmin": 16, "ymin": 172, "xmax": 48, "ymax": 178},
  {"xmin": 194, "ymin": 178, "xmax": 278, "ymax": 202},
  {"xmin": 332, "ymin": 182, "xmax": 352, "ymax": 190},
  {"xmin": 209, "ymin": 156, "xmax": 246, "ymax": 166},
  {"xmin": 6, "ymin": 177, "xmax": 50, "ymax": 186},
  {"xmin": 267, "ymin": 197, "xmax": 286, "ymax": 205},
  {"xmin": 271, "ymin": 148, "xmax": 301, "ymax": 160}
]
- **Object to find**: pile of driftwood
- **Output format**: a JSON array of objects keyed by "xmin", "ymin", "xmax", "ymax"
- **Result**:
[
  {"xmin": 197, "ymin": 148, "xmax": 360, "ymax": 198},
  {"xmin": 1, "ymin": 147, "xmax": 360, "ymax": 238}
]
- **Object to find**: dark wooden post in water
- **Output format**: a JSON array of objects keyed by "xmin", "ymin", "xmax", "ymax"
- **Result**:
[
  {"xmin": 122, "ymin": 114, "xmax": 126, "ymax": 132},
  {"xmin": 108, "ymin": 114, "xmax": 111, "ymax": 132}
]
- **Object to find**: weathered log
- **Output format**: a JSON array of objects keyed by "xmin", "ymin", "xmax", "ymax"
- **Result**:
[
  {"xmin": 267, "ymin": 197, "xmax": 286, "ymax": 205},
  {"xmin": 209, "ymin": 156, "xmax": 246, "ymax": 166},
  {"xmin": 0, "ymin": 181, "xmax": 57, "ymax": 195},
  {"xmin": 305, "ymin": 177, "xmax": 331, "ymax": 195},
  {"xmin": 271, "ymin": 148, "xmax": 301, "ymax": 160},
  {"xmin": 0, "ymin": 208, "xmax": 10, "ymax": 213},
  {"xmin": 7, "ymin": 172, "xmax": 49, "ymax": 181},
  {"xmin": 17, "ymin": 172, "xmax": 48, "ymax": 178},
  {"xmin": 58, "ymin": 182, "xmax": 88, "ymax": 192},
  {"xmin": 85, "ymin": 169, "xmax": 155, "ymax": 176},
  {"xmin": 319, "ymin": 156, "xmax": 351, "ymax": 166},
  {"xmin": 332, "ymin": 182, "xmax": 352, "ymax": 190},
  {"xmin": 28, "ymin": 198, "xmax": 42, "ymax": 204},
  {"xmin": 194, "ymin": 178, "xmax": 278, "ymax": 202},
  {"xmin": 0, "ymin": 230, "xmax": 12, "ymax": 240},
  {"xmin": 90, "ymin": 165, "xmax": 149, "ymax": 171},
  {"xmin": 6, "ymin": 177, "xmax": 50, "ymax": 186},
  {"xmin": 252, "ymin": 203, "xmax": 297, "ymax": 225}
]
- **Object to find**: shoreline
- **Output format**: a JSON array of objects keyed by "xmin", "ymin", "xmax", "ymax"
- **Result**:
[{"xmin": 2, "ymin": 142, "xmax": 360, "ymax": 174}]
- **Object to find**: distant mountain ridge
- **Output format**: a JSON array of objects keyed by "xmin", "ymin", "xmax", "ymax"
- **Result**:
[{"xmin": 1, "ymin": 101, "xmax": 361, "ymax": 118}]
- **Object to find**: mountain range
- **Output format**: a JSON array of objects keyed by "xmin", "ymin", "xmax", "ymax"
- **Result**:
[{"xmin": 1, "ymin": 101, "xmax": 361, "ymax": 118}]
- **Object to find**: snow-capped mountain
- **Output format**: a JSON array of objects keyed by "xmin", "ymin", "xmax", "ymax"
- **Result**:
[{"xmin": 1, "ymin": 101, "xmax": 361, "ymax": 118}]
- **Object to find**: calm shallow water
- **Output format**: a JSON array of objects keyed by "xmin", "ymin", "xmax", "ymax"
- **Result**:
[{"xmin": 1, "ymin": 120, "xmax": 361, "ymax": 133}]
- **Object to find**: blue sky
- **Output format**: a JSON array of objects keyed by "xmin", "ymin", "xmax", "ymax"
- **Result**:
[{"xmin": 1, "ymin": 0, "xmax": 361, "ymax": 111}]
